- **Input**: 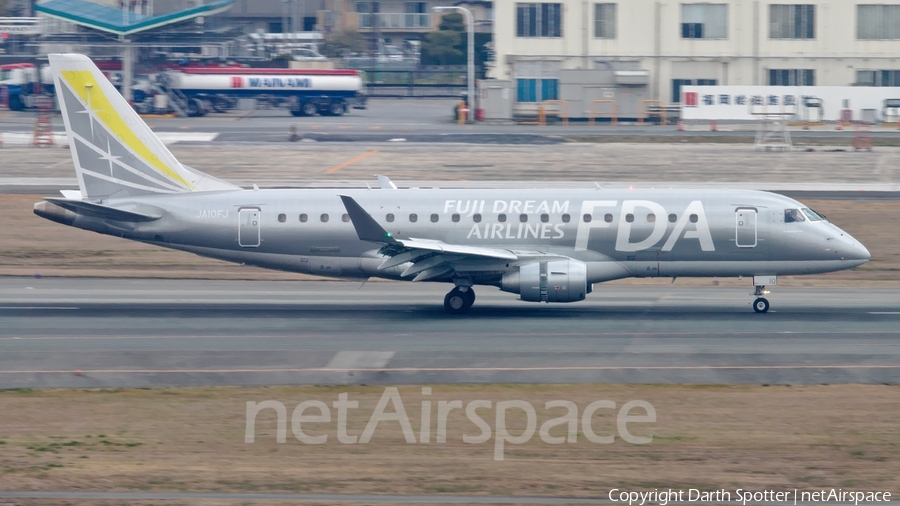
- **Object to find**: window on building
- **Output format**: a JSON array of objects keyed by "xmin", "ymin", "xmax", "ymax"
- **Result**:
[
  {"xmin": 594, "ymin": 3, "xmax": 616, "ymax": 38},
  {"xmin": 681, "ymin": 4, "xmax": 728, "ymax": 39},
  {"xmin": 769, "ymin": 4, "xmax": 815, "ymax": 39},
  {"xmin": 769, "ymin": 69, "xmax": 815, "ymax": 86},
  {"xmin": 671, "ymin": 78, "xmax": 717, "ymax": 103},
  {"xmin": 858, "ymin": 5, "xmax": 900, "ymax": 40},
  {"xmin": 516, "ymin": 3, "xmax": 562, "ymax": 37},
  {"xmin": 405, "ymin": 1, "xmax": 426, "ymax": 13},
  {"xmin": 857, "ymin": 70, "xmax": 900, "ymax": 86},
  {"xmin": 516, "ymin": 61, "xmax": 560, "ymax": 102}
]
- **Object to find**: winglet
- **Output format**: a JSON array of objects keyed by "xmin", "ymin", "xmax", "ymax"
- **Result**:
[{"xmin": 339, "ymin": 195, "xmax": 398, "ymax": 244}]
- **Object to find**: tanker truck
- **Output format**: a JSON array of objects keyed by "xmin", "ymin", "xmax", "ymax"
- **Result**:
[{"xmin": 160, "ymin": 67, "xmax": 367, "ymax": 117}]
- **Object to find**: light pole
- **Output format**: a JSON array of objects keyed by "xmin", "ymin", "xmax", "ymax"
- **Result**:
[{"xmin": 433, "ymin": 5, "xmax": 474, "ymax": 122}]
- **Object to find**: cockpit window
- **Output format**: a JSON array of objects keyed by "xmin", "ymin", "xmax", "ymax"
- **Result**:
[
  {"xmin": 784, "ymin": 209, "xmax": 806, "ymax": 223},
  {"xmin": 802, "ymin": 208, "xmax": 826, "ymax": 222}
]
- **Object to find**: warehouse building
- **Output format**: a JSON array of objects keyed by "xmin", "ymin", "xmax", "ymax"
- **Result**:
[{"xmin": 488, "ymin": 0, "xmax": 900, "ymax": 112}]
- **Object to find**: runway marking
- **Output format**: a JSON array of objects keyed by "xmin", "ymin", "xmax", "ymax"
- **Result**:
[
  {"xmin": 325, "ymin": 149, "xmax": 380, "ymax": 174},
  {"xmin": 1, "ymin": 365, "xmax": 899, "ymax": 375}
]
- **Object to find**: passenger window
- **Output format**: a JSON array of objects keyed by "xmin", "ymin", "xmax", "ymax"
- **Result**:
[
  {"xmin": 668, "ymin": 213, "xmax": 677, "ymax": 223},
  {"xmin": 540, "ymin": 213, "xmax": 549, "ymax": 223},
  {"xmin": 473, "ymin": 213, "xmax": 482, "ymax": 223},
  {"xmin": 299, "ymin": 213, "xmax": 308, "ymax": 223},
  {"xmin": 605, "ymin": 213, "xmax": 613, "ymax": 223},
  {"xmin": 409, "ymin": 213, "xmax": 418, "ymax": 223},
  {"xmin": 386, "ymin": 213, "xmax": 395, "ymax": 222},
  {"xmin": 520, "ymin": 214, "xmax": 528, "ymax": 223},
  {"xmin": 647, "ymin": 213, "xmax": 656, "ymax": 223},
  {"xmin": 278, "ymin": 213, "xmax": 286, "ymax": 223},
  {"xmin": 625, "ymin": 213, "xmax": 634, "ymax": 223},
  {"xmin": 583, "ymin": 214, "xmax": 592, "ymax": 223},
  {"xmin": 320, "ymin": 213, "xmax": 329, "ymax": 223},
  {"xmin": 431, "ymin": 213, "xmax": 439, "ymax": 223},
  {"xmin": 689, "ymin": 214, "xmax": 698, "ymax": 223},
  {"xmin": 498, "ymin": 213, "xmax": 507, "ymax": 222},
  {"xmin": 785, "ymin": 209, "xmax": 806, "ymax": 223},
  {"xmin": 452, "ymin": 213, "xmax": 460, "ymax": 222},
  {"xmin": 342, "ymin": 214, "xmax": 350, "ymax": 223},
  {"xmin": 562, "ymin": 214, "xmax": 571, "ymax": 223}
]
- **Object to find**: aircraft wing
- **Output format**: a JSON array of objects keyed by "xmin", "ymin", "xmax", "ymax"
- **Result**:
[{"xmin": 340, "ymin": 195, "xmax": 558, "ymax": 281}]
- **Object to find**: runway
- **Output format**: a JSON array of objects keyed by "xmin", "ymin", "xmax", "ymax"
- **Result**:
[{"xmin": 0, "ymin": 278, "xmax": 897, "ymax": 388}]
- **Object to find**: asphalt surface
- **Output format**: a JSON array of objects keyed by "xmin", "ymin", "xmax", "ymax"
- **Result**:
[
  {"xmin": 1, "ymin": 277, "xmax": 898, "ymax": 388},
  {"xmin": 4, "ymin": 98, "xmax": 900, "ymax": 143}
]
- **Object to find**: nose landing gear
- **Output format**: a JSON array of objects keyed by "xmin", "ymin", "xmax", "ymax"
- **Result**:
[
  {"xmin": 444, "ymin": 286, "xmax": 475, "ymax": 314},
  {"xmin": 752, "ymin": 285, "xmax": 770, "ymax": 313}
]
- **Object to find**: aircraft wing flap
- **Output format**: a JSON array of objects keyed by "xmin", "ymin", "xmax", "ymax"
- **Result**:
[{"xmin": 399, "ymin": 238, "xmax": 518, "ymax": 260}]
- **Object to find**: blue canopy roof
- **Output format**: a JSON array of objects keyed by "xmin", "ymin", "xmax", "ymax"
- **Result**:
[{"xmin": 36, "ymin": 0, "xmax": 235, "ymax": 36}]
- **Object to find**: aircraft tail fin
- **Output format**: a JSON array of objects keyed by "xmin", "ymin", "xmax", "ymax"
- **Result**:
[{"xmin": 48, "ymin": 53, "xmax": 238, "ymax": 200}]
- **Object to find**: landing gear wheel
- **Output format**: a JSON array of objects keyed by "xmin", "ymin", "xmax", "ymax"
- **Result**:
[
  {"xmin": 753, "ymin": 297, "xmax": 770, "ymax": 313},
  {"xmin": 444, "ymin": 290, "xmax": 468, "ymax": 314},
  {"xmin": 444, "ymin": 287, "xmax": 475, "ymax": 313},
  {"xmin": 460, "ymin": 287, "xmax": 475, "ymax": 310}
]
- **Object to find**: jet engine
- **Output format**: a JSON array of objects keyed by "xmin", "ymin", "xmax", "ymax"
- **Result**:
[{"xmin": 501, "ymin": 259, "xmax": 589, "ymax": 303}]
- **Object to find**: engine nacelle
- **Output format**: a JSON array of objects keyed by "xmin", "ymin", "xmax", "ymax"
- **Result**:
[{"xmin": 501, "ymin": 260, "xmax": 589, "ymax": 303}]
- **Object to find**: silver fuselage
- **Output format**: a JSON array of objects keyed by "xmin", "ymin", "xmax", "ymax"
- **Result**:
[{"xmin": 40, "ymin": 188, "xmax": 870, "ymax": 286}]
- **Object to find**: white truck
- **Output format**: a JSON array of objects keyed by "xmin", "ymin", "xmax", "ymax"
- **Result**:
[{"xmin": 160, "ymin": 67, "xmax": 367, "ymax": 117}]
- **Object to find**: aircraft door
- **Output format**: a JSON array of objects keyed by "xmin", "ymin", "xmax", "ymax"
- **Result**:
[
  {"xmin": 238, "ymin": 208, "xmax": 261, "ymax": 248},
  {"xmin": 735, "ymin": 208, "xmax": 757, "ymax": 248}
]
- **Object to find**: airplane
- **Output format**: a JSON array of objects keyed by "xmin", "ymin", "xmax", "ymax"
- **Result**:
[{"xmin": 33, "ymin": 54, "xmax": 871, "ymax": 314}]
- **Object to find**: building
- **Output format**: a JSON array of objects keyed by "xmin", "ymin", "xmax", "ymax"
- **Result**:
[{"xmin": 489, "ymin": 0, "xmax": 900, "ymax": 105}]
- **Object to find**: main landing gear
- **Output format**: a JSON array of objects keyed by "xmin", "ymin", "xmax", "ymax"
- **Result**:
[
  {"xmin": 444, "ymin": 286, "xmax": 476, "ymax": 314},
  {"xmin": 752, "ymin": 285, "xmax": 771, "ymax": 313}
]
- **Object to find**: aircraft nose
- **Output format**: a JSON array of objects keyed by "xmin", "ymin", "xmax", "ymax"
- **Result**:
[{"xmin": 840, "ymin": 233, "xmax": 871, "ymax": 264}]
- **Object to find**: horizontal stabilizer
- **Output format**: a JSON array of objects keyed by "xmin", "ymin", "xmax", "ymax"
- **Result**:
[
  {"xmin": 45, "ymin": 198, "xmax": 161, "ymax": 222},
  {"xmin": 376, "ymin": 175, "xmax": 398, "ymax": 190}
]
